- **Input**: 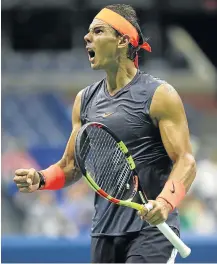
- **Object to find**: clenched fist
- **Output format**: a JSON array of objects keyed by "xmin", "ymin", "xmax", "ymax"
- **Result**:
[
  {"xmin": 138, "ymin": 199, "xmax": 172, "ymax": 226},
  {"xmin": 14, "ymin": 168, "xmax": 41, "ymax": 193}
]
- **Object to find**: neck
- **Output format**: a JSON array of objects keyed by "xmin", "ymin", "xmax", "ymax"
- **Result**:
[{"xmin": 105, "ymin": 59, "xmax": 137, "ymax": 96}]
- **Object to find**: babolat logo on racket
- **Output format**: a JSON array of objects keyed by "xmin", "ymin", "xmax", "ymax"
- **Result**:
[{"xmin": 91, "ymin": 123, "xmax": 102, "ymax": 128}]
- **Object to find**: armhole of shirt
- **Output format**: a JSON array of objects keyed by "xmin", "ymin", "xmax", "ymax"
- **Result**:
[
  {"xmin": 80, "ymin": 79, "xmax": 105, "ymax": 125},
  {"xmin": 145, "ymin": 82, "xmax": 167, "ymax": 116},
  {"xmin": 80, "ymin": 86, "xmax": 89, "ymax": 125}
]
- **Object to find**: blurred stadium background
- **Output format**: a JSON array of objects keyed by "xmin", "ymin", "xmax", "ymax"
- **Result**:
[{"xmin": 1, "ymin": 0, "xmax": 217, "ymax": 262}]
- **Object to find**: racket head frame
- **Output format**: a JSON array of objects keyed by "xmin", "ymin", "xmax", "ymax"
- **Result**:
[{"xmin": 75, "ymin": 122, "xmax": 145, "ymax": 210}]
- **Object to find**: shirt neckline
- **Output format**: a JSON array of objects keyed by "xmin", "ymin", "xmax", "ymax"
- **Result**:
[{"xmin": 104, "ymin": 70, "xmax": 140, "ymax": 99}]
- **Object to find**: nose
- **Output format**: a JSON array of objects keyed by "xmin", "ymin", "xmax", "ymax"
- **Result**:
[{"xmin": 84, "ymin": 32, "xmax": 92, "ymax": 44}]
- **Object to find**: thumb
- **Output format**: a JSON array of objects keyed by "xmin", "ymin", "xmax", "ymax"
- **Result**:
[
  {"xmin": 26, "ymin": 168, "xmax": 36, "ymax": 185},
  {"xmin": 137, "ymin": 201, "xmax": 155, "ymax": 217},
  {"xmin": 137, "ymin": 204, "xmax": 148, "ymax": 217}
]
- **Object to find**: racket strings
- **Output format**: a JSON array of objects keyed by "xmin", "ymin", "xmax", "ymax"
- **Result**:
[
  {"xmin": 116, "ymin": 162, "xmax": 131, "ymax": 197},
  {"xmin": 96, "ymin": 133, "xmax": 116, "ymax": 180},
  {"xmin": 81, "ymin": 126, "xmax": 109, "ymax": 175},
  {"xmin": 95, "ymin": 130, "xmax": 131, "ymax": 197},
  {"xmin": 85, "ymin": 127, "xmax": 116, "ymax": 180},
  {"xmin": 105, "ymin": 147, "xmax": 125, "ymax": 190},
  {"xmin": 88, "ymin": 133, "xmax": 106, "ymax": 179},
  {"xmin": 91, "ymin": 129, "xmax": 123, "ymax": 188},
  {"xmin": 81, "ymin": 126, "xmax": 132, "ymax": 199},
  {"xmin": 111, "ymin": 152, "xmax": 127, "ymax": 189},
  {"xmin": 89, "ymin": 129, "xmax": 117, "ymax": 187}
]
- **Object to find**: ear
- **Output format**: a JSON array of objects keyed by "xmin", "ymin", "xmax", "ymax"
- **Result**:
[{"xmin": 118, "ymin": 34, "xmax": 130, "ymax": 49}]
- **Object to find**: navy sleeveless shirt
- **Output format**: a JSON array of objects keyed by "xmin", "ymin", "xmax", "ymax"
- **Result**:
[{"xmin": 80, "ymin": 70, "xmax": 180, "ymax": 236}]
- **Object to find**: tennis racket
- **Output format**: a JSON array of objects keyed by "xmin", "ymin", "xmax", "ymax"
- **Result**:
[{"xmin": 75, "ymin": 122, "xmax": 191, "ymax": 258}]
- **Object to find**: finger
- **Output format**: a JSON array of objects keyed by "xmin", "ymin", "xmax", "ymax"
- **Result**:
[
  {"xmin": 145, "ymin": 211, "xmax": 161, "ymax": 223},
  {"xmin": 19, "ymin": 187, "xmax": 31, "ymax": 193},
  {"xmin": 139, "ymin": 210, "xmax": 155, "ymax": 222},
  {"xmin": 140, "ymin": 211, "xmax": 155, "ymax": 221},
  {"xmin": 137, "ymin": 205, "xmax": 149, "ymax": 217},
  {"xmin": 150, "ymin": 217, "xmax": 165, "ymax": 226},
  {"xmin": 15, "ymin": 169, "xmax": 30, "ymax": 176},
  {"xmin": 14, "ymin": 176, "xmax": 28, "ymax": 183},
  {"xmin": 141, "ymin": 207, "xmax": 163, "ymax": 223},
  {"xmin": 138, "ymin": 211, "xmax": 148, "ymax": 218},
  {"xmin": 144, "ymin": 200, "xmax": 160, "ymax": 219},
  {"xmin": 144, "ymin": 207, "xmax": 159, "ymax": 221},
  {"xmin": 138, "ymin": 201, "xmax": 157, "ymax": 220},
  {"xmin": 140, "ymin": 201, "xmax": 156, "ymax": 220},
  {"xmin": 137, "ymin": 209, "xmax": 147, "ymax": 216},
  {"xmin": 17, "ymin": 183, "xmax": 31, "ymax": 188},
  {"xmin": 26, "ymin": 168, "xmax": 36, "ymax": 184},
  {"xmin": 137, "ymin": 210, "xmax": 148, "ymax": 218}
]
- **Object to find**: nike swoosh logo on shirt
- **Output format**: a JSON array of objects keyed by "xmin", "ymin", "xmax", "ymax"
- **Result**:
[{"xmin": 102, "ymin": 112, "xmax": 114, "ymax": 118}]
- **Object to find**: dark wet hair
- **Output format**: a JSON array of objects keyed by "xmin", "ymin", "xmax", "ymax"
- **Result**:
[{"xmin": 105, "ymin": 4, "xmax": 145, "ymax": 61}]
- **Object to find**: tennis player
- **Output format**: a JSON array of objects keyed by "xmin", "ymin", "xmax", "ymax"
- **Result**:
[{"xmin": 14, "ymin": 4, "xmax": 196, "ymax": 263}]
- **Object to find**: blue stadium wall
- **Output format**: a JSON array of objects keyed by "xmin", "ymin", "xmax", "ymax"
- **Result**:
[{"xmin": 2, "ymin": 235, "xmax": 217, "ymax": 263}]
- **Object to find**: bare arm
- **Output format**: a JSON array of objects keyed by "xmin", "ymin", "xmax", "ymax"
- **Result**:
[
  {"xmin": 55, "ymin": 90, "xmax": 83, "ymax": 187},
  {"xmin": 150, "ymin": 83, "xmax": 196, "ymax": 192},
  {"xmin": 138, "ymin": 83, "xmax": 197, "ymax": 224},
  {"xmin": 14, "ymin": 90, "xmax": 84, "ymax": 192}
]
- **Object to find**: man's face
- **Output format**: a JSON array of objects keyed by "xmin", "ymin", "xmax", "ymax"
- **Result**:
[{"xmin": 84, "ymin": 19, "xmax": 121, "ymax": 70}]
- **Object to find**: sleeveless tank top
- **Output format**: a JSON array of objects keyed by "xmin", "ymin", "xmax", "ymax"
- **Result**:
[{"xmin": 80, "ymin": 70, "xmax": 180, "ymax": 236}]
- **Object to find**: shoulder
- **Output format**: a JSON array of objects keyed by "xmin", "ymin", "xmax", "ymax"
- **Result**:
[
  {"xmin": 73, "ymin": 89, "xmax": 84, "ymax": 115},
  {"xmin": 79, "ymin": 79, "xmax": 105, "ymax": 120},
  {"xmin": 150, "ymin": 83, "xmax": 185, "ymax": 120},
  {"xmin": 82, "ymin": 79, "xmax": 105, "ymax": 99},
  {"xmin": 139, "ymin": 71, "xmax": 166, "ymax": 87},
  {"xmin": 137, "ymin": 72, "xmax": 168, "ymax": 113},
  {"xmin": 138, "ymin": 71, "xmax": 167, "ymax": 101},
  {"xmin": 74, "ymin": 89, "xmax": 84, "ymax": 104}
]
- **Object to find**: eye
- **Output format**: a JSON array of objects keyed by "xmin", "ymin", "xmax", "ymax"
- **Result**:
[{"xmin": 94, "ymin": 28, "xmax": 103, "ymax": 34}]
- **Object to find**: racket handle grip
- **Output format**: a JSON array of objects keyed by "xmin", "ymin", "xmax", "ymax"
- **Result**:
[{"xmin": 157, "ymin": 222, "xmax": 191, "ymax": 258}]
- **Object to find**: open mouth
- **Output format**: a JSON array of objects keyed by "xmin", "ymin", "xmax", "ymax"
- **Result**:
[
  {"xmin": 88, "ymin": 50, "xmax": 95, "ymax": 58},
  {"xmin": 87, "ymin": 49, "xmax": 95, "ymax": 61}
]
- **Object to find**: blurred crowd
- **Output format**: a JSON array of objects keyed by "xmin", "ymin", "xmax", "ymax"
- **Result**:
[
  {"xmin": 2, "ymin": 135, "xmax": 94, "ymax": 238},
  {"xmin": 179, "ymin": 144, "xmax": 217, "ymax": 234},
  {"xmin": 2, "ymin": 131, "xmax": 217, "ymax": 237}
]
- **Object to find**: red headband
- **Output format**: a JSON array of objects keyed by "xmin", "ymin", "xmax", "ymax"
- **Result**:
[{"xmin": 95, "ymin": 8, "xmax": 151, "ymax": 68}]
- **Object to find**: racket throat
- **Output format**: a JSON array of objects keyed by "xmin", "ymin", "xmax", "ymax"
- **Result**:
[{"xmin": 139, "ymin": 191, "xmax": 148, "ymax": 204}]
